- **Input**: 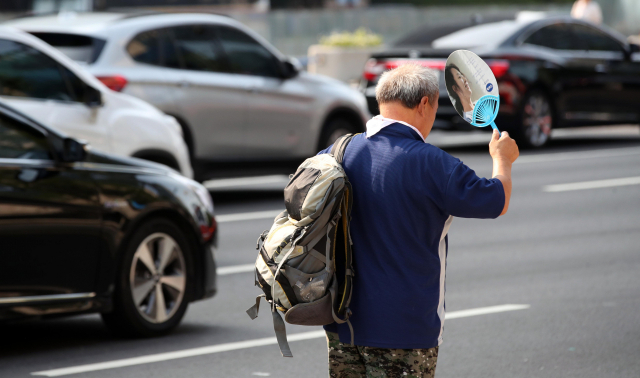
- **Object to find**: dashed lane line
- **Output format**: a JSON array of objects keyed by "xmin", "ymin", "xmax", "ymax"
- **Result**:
[
  {"xmin": 203, "ymin": 175, "xmax": 289, "ymax": 190},
  {"xmin": 217, "ymin": 264, "xmax": 255, "ymax": 275},
  {"xmin": 31, "ymin": 304, "xmax": 530, "ymax": 377},
  {"xmin": 216, "ymin": 209, "xmax": 282, "ymax": 223}
]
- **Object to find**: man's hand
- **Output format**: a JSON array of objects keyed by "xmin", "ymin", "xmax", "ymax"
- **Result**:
[
  {"xmin": 489, "ymin": 130, "xmax": 518, "ymax": 216},
  {"xmin": 489, "ymin": 130, "xmax": 519, "ymax": 163}
]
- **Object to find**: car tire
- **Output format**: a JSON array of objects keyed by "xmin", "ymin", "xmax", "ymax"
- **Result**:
[
  {"xmin": 101, "ymin": 218, "xmax": 193, "ymax": 337},
  {"xmin": 513, "ymin": 89, "xmax": 554, "ymax": 148},
  {"xmin": 318, "ymin": 117, "xmax": 360, "ymax": 150}
]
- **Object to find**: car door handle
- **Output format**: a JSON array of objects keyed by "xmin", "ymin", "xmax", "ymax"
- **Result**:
[{"xmin": 178, "ymin": 80, "xmax": 190, "ymax": 88}]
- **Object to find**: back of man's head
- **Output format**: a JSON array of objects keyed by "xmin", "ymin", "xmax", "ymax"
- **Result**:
[{"xmin": 375, "ymin": 63, "xmax": 439, "ymax": 109}]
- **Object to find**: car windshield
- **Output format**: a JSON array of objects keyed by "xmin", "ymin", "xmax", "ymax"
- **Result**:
[
  {"xmin": 431, "ymin": 21, "xmax": 524, "ymax": 49},
  {"xmin": 29, "ymin": 32, "xmax": 106, "ymax": 64}
]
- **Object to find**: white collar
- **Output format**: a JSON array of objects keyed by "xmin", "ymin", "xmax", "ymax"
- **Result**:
[{"xmin": 365, "ymin": 115, "xmax": 426, "ymax": 143}]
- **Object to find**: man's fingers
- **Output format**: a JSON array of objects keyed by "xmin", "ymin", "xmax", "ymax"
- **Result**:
[
  {"xmin": 499, "ymin": 131, "xmax": 510, "ymax": 140},
  {"xmin": 491, "ymin": 129, "xmax": 500, "ymax": 142}
]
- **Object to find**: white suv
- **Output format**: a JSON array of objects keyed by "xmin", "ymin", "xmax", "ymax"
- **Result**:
[
  {"xmin": 0, "ymin": 26, "xmax": 193, "ymax": 178},
  {"xmin": 4, "ymin": 13, "xmax": 370, "ymax": 163}
]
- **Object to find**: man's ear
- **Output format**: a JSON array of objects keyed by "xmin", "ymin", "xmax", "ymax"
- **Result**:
[
  {"xmin": 417, "ymin": 96, "xmax": 430, "ymax": 116},
  {"xmin": 421, "ymin": 96, "xmax": 430, "ymax": 110}
]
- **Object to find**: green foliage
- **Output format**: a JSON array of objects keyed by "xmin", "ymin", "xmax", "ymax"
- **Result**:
[{"xmin": 319, "ymin": 28, "xmax": 383, "ymax": 48}]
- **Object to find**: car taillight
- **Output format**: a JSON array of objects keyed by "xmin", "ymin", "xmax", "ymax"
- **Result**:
[
  {"xmin": 96, "ymin": 75, "xmax": 128, "ymax": 92},
  {"xmin": 363, "ymin": 59, "xmax": 386, "ymax": 81},
  {"xmin": 200, "ymin": 217, "xmax": 217, "ymax": 241},
  {"xmin": 363, "ymin": 59, "xmax": 447, "ymax": 82},
  {"xmin": 487, "ymin": 60, "xmax": 510, "ymax": 79}
]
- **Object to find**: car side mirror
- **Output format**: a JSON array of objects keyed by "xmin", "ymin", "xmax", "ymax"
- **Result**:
[
  {"xmin": 62, "ymin": 137, "xmax": 87, "ymax": 162},
  {"xmin": 84, "ymin": 85, "xmax": 103, "ymax": 108},
  {"xmin": 281, "ymin": 57, "xmax": 301, "ymax": 79}
]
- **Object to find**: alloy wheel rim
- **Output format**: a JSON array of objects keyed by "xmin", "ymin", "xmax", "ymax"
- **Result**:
[
  {"xmin": 129, "ymin": 232, "xmax": 186, "ymax": 324},
  {"xmin": 523, "ymin": 94, "xmax": 552, "ymax": 147}
]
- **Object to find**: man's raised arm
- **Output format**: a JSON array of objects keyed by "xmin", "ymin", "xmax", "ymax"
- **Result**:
[{"xmin": 489, "ymin": 129, "xmax": 520, "ymax": 216}]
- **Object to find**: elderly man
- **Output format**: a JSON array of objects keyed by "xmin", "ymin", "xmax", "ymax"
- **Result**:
[{"xmin": 319, "ymin": 64, "xmax": 519, "ymax": 377}]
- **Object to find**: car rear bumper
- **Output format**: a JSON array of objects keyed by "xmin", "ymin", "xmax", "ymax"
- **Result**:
[{"xmin": 195, "ymin": 241, "xmax": 217, "ymax": 301}]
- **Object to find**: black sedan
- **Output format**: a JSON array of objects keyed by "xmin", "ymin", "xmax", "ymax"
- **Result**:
[
  {"xmin": 0, "ymin": 102, "xmax": 217, "ymax": 336},
  {"xmin": 362, "ymin": 16, "xmax": 640, "ymax": 148}
]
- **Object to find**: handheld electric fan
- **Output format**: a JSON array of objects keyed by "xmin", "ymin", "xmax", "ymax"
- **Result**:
[
  {"xmin": 471, "ymin": 94, "xmax": 500, "ymax": 132},
  {"xmin": 444, "ymin": 50, "xmax": 501, "ymax": 133}
]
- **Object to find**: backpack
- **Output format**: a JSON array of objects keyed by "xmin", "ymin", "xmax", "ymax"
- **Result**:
[{"xmin": 246, "ymin": 134, "xmax": 356, "ymax": 357}]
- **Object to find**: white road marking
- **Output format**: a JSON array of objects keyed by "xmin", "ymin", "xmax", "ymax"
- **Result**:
[
  {"xmin": 217, "ymin": 209, "xmax": 282, "ymax": 223},
  {"xmin": 31, "ymin": 304, "xmax": 530, "ymax": 377},
  {"xmin": 31, "ymin": 331, "xmax": 325, "ymax": 377},
  {"xmin": 444, "ymin": 304, "xmax": 530, "ymax": 319},
  {"xmin": 203, "ymin": 175, "xmax": 289, "ymax": 190},
  {"xmin": 217, "ymin": 264, "xmax": 255, "ymax": 276},
  {"xmin": 543, "ymin": 176, "xmax": 640, "ymax": 192},
  {"xmin": 516, "ymin": 146, "xmax": 640, "ymax": 164}
]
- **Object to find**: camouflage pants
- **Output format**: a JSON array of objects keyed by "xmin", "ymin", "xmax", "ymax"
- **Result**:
[{"xmin": 326, "ymin": 331, "xmax": 438, "ymax": 378}]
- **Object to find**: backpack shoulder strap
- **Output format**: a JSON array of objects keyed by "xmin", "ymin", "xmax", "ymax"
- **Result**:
[{"xmin": 330, "ymin": 133, "xmax": 358, "ymax": 164}]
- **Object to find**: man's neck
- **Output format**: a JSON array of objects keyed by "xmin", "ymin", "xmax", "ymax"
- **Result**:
[{"xmin": 379, "ymin": 110, "xmax": 428, "ymax": 139}]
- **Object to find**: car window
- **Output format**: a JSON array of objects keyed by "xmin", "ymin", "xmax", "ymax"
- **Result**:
[
  {"xmin": 127, "ymin": 30, "xmax": 161, "ymax": 65},
  {"xmin": 0, "ymin": 39, "xmax": 75, "ymax": 102},
  {"xmin": 172, "ymin": 25, "xmax": 228, "ymax": 72},
  {"xmin": 30, "ymin": 33, "xmax": 106, "ymax": 64},
  {"xmin": 128, "ymin": 29, "xmax": 181, "ymax": 69},
  {"xmin": 524, "ymin": 24, "xmax": 587, "ymax": 51},
  {"xmin": 0, "ymin": 114, "xmax": 51, "ymax": 160},
  {"xmin": 570, "ymin": 24, "xmax": 624, "ymax": 53},
  {"xmin": 160, "ymin": 29, "xmax": 181, "ymax": 69},
  {"xmin": 431, "ymin": 21, "xmax": 522, "ymax": 49},
  {"xmin": 217, "ymin": 27, "xmax": 282, "ymax": 78}
]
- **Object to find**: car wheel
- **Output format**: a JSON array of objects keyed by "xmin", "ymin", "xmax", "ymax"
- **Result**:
[
  {"xmin": 319, "ymin": 118, "xmax": 359, "ymax": 150},
  {"xmin": 102, "ymin": 218, "xmax": 193, "ymax": 337},
  {"xmin": 515, "ymin": 89, "xmax": 554, "ymax": 148}
]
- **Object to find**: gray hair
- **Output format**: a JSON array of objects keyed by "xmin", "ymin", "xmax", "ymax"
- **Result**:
[{"xmin": 375, "ymin": 63, "xmax": 439, "ymax": 109}]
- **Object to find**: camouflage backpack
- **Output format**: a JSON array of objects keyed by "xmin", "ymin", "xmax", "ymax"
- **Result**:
[{"xmin": 246, "ymin": 134, "xmax": 356, "ymax": 357}]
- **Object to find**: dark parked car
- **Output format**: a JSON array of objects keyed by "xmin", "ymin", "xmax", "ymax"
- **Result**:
[
  {"xmin": 362, "ymin": 16, "xmax": 640, "ymax": 148},
  {"xmin": 0, "ymin": 102, "xmax": 217, "ymax": 336}
]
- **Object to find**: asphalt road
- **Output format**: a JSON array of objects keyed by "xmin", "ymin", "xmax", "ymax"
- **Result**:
[{"xmin": 1, "ymin": 127, "xmax": 640, "ymax": 378}]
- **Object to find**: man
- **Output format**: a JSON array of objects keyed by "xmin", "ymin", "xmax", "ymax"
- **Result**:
[
  {"xmin": 571, "ymin": 0, "xmax": 602, "ymax": 25},
  {"xmin": 319, "ymin": 64, "xmax": 519, "ymax": 377}
]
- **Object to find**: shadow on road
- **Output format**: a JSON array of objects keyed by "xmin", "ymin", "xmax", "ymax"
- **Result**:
[
  {"xmin": 0, "ymin": 315, "xmax": 215, "ymax": 360},
  {"xmin": 211, "ymin": 190, "xmax": 284, "ymax": 204}
]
